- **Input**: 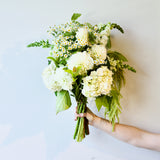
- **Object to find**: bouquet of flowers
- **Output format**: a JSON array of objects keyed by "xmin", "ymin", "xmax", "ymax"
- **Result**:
[{"xmin": 27, "ymin": 13, "xmax": 136, "ymax": 142}]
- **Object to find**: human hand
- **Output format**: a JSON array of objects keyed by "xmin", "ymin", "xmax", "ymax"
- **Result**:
[{"xmin": 75, "ymin": 106, "xmax": 98, "ymax": 126}]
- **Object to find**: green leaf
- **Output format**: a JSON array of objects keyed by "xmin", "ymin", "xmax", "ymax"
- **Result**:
[
  {"xmin": 95, "ymin": 96, "xmax": 109, "ymax": 111},
  {"xmin": 85, "ymin": 22, "xmax": 93, "ymax": 29},
  {"xmin": 47, "ymin": 57, "xmax": 59, "ymax": 67},
  {"xmin": 88, "ymin": 32, "xmax": 96, "ymax": 44},
  {"xmin": 110, "ymin": 23, "xmax": 124, "ymax": 33},
  {"xmin": 56, "ymin": 90, "xmax": 72, "ymax": 114},
  {"xmin": 106, "ymin": 36, "xmax": 111, "ymax": 49},
  {"xmin": 108, "ymin": 50, "xmax": 128, "ymax": 62},
  {"xmin": 113, "ymin": 68, "xmax": 125, "ymax": 90},
  {"xmin": 27, "ymin": 40, "xmax": 51, "ymax": 48},
  {"xmin": 71, "ymin": 13, "xmax": 81, "ymax": 21},
  {"xmin": 64, "ymin": 31, "xmax": 76, "ymax": 37},
  {"xmin": 122, "ymin": 64, "xmax": 136, "ymax": 73}
]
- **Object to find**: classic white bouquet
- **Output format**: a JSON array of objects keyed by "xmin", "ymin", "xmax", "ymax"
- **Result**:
[{"xmin": 27, "ymin": 13, "xmax": 136, "ymax": 142}]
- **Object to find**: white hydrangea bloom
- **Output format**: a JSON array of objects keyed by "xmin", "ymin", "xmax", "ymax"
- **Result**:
[
  {"xmin": 42, "ymin": 62, "xmax": 61, "ymax": 92},
  {"xmin": 82, "ymin": 66, "xmax": 113, "ymax": 98},
  {"xmin": 55, "ymin": 66, "xmax": 73, "ymax": 91},
  {"xmin": 42, "ymin": 62, "xmax": 73, "ymax": 92},
  {"xmin": 76, "ymin": 28, "xmax": 89, "ymax": 46},
  {"xmin": 67, "ymin": 51, "xmax": 94, "ymax": 75},
  {"xmin": 90, "ymin": 45, "xmax": 107, "ymax": 64}
]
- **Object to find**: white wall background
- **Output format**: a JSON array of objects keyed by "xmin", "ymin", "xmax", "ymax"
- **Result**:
[{"xmin": 0, "ymin": 0, "xmax": 160, "ymax": 160}]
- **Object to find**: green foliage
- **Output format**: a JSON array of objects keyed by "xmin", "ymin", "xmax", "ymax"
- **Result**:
[
  {"xmin": 106, "ymin": 36, "xmax": 111, "ymax": 49},
  {"xmin": 27, "ymin": 39, "xmax": 51, "ymax": 48},
  {"xmin": 64, "ymin": 31, "xmax": 76, "ymax": 37},
  {"xmin": 108, "ymin": 89, "xmax": 122, "ymax": 130},
  {"xmin": 48, "ymin": 60, "xmax": 51, "ymax": 65},
  {"xmin": 95, "ymin": 96, "xmax": 109, "ymax": 111},
  {"xmin": 56, "ymin": 90, "xmax": 72, "ymax": 114},
  {"xmin": 110, "ymin": 23, "xmax": 124, "ymax": 33},
  {"xmin": 122, "ymin": 64, "xmax": 136, "ymax": 73},
  {"xmin": 64, "ymin": 66, "xmax": 82, "ymax": 81},
  {"xmin": 95, "ymin": 90, "xmax": 122, "ymax": 131},
  {"xmin": 47, "ymin": 57, "xmax": 59, "ymax": 67},
  {"xmin": 113, "ymin": 68, "xmax": 125, "ymax": 91},
  {"xmin": 88, "ymin": 32, "xmax": 96, "ymax": 44},
  {"xmin": 85, "ymin": 22, "xmax": 93, "ymax": 29},
  {"xmin": 108, "ymin": 50, "xmax": 128, "ymax": 62},
  {"xmin": 71, "ymin": 13, "xmax": 82, "ymax": 21}
]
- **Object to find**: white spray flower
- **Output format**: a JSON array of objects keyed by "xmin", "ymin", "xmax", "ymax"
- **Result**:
[{"xmin": 67, "ymin": 51, "xmax": 94, "ymax": 75}]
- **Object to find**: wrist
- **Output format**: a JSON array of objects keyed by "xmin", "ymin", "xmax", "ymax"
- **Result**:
[{"xmin": 91, "ymin": 115, "xmax": 101, "ymax": 127}]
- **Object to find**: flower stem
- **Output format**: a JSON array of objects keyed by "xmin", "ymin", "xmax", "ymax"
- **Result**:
[{"xmin": 73, "ymin": 101, "xmax": 89, "ymax": 142}]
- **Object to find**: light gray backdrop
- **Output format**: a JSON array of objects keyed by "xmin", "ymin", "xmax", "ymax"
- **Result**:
[{"xmin": 0, "ymin": 0, "xmax": 160, "ymax": 159}]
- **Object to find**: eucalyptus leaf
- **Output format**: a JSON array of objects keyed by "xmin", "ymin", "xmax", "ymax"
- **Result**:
[{"xmin": 56, "ymin": 90, "xmax": 72, "ymax": 114}]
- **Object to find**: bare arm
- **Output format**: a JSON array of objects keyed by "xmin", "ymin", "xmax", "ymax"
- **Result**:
[{"xmin": 75, "ymin": 108, "xmax": 160, "ymax": 151}]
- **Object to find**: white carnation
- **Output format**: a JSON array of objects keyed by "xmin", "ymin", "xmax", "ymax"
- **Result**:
[
  {"xmin": 42, "ymin": 62, "xmax": 73, "ymax": 92},
  {"xmin": 67, "ymin": 51, "xmax": 94, "ymax": 75},
  {"xmin": 82, "ymin": 66, "xmax": 113, "ymax": 98},
  {"xmin": 76, "ymin": 28, "xmax": 89, "ymax": 46},
  {"xmin": 90, "ymin": 45, "xmax": 107, "ymax": 64}
]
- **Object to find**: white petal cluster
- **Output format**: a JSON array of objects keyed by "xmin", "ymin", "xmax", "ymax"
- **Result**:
[
  {"xmin": 42, "ymin": 62, "xmax": 73, "ymax": 92},
  {"xmin": 67, "ymin": 51, "xmax": 94, "ymax": 75},
  {"xmin": 55, "ymin": 67, "xmax": 73, "ymax": 91},
  {"xmin": 90, "ymin": 45, "xmax": 107, "ymax": 64},
  {"xmin": 82, "ymin": 66, "xmax": 113, "ymax": 98},
  {"xmin": 100, "ymin": 35, "xmax": 108, "ymax": 46},
  {"xmin": 76, "ymin": 28, "xmax": 89, "ymax": 46}
]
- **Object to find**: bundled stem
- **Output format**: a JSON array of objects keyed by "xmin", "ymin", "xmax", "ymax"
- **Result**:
[{"xmin": 73, "ymin": 101, "xmax": 89, "ymax": 142}]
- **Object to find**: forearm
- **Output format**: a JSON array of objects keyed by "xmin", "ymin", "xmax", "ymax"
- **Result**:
[{"xmin": 92, "ymin": 116, "xmax": 160, "ymax": 151}]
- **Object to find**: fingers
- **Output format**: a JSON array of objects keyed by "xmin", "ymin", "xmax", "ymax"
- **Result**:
[{"xmin": 74, "ymin": 113, "xmax": 86, "ymax": 121}]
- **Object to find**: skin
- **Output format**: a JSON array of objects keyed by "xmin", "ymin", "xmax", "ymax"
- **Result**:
[{"xmin": 75, "ymin": 107, "xmax": 160, "ymax": 152}]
